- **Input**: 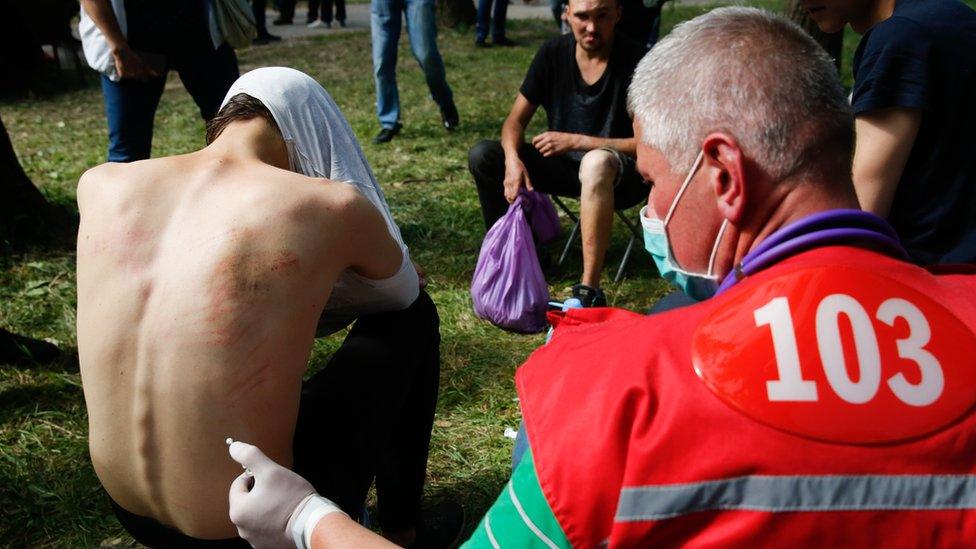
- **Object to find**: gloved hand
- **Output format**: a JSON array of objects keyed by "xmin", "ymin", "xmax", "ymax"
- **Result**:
[{"xmin": 227, "ymin": 441, "xmax": 344, "ymax": 549}]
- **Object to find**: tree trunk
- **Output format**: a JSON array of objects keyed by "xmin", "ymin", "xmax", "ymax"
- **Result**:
[
  {"xmin": 785, "ymin": 0, "xmax": 843, "ymax": 72},
  {"xmin": 0, "ymin": 114, "xmax": 56, "ymax": 242},
  {"xmin": 437, "ymin": 0, "xmax": 476, "ymax": 28}
]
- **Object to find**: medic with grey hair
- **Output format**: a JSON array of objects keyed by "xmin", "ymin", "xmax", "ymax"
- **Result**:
[{"xmin": 226, "ymin": 8, "xmax": 976, "ymax": 548}]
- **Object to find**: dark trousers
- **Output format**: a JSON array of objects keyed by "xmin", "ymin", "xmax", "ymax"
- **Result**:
[
  {"xmin": 475, "ymin": 0, "xmax": 509, "ymax": 41},
  {"xmin": 309, "ymin": 0, "xmax": 347, "ymax": 22},
  {"xmin": 108, "ymin": 291, "xmax": 440, "ymax": 544},
  {"xmin": 468, "ymin": 139, "xmax": 648, "ymax": 230},
  {"xmin": 252, "ymin": 0, "xmax": 269, "ymax": 34},
  {"xmin": 277, "ymin": 0, "xmax": 296, "ymax": 20},
  {"xmin": 100, "ymin": 43, "xmax": 239, "ymax": 162},
  {"xmin": 293, "ymin": 290, "xmax": 440, "ymax": 532}
]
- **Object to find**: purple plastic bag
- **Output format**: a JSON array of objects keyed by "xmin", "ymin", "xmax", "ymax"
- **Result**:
[
  {"xmin": 524, "ymin": 190, "xmax": 561, "ymax": 245},
  {"xmin": 471, "ymin": 196, "xmax": 550, "ymax": 333}
]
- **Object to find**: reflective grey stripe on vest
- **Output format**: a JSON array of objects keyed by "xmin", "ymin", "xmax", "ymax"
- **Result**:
[{"xmin": 616, "ymin": 475, "xmax": 976, "ymax": 521}]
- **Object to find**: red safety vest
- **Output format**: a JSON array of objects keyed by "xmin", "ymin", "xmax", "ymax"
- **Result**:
[{"xmin": 517, "ymin": 246, "xmax": 976, "ymax": 548}]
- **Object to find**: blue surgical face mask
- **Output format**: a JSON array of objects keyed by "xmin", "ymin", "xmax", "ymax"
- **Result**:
[{"xmin": 639, "ymin": 150, "xmax": 729, "ymax": 301}]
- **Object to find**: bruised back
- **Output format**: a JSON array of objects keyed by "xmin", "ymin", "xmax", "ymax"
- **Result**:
[{"xmin": 77, "ymin": 154, "xmax": 352, "ymax": 538}]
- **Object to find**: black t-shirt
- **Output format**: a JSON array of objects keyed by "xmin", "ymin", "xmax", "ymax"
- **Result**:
[
  {"xmin": 520, "ymin": 33, "xmax": 644, "ymax": 160},
  {"xmin": 852, "ymin": 0, "xmax": 976, "ymax": 265},
  {"xmin": 124, "ymin": 0, "xmax": 213, "ymax": 58}
]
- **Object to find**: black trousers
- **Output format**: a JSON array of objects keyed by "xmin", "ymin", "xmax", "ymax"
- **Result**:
[
  {"xmin": 467, "ymin": 139, "xmax": 649, "ymax": 231},
  {"xmin": 293, "ymin": 290, "xmax": 440, "ymax": 532},
  {"xmin": 109, "ymin": 291, "xmax": 440, "ymax": 545},
  {"xmin": 308, "ymin": 0, "xmax": 346, "ymax": 22}
]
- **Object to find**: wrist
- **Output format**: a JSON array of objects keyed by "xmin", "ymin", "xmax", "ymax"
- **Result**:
[
  {"xmin": 110, "ymin": 42, "xmax": 130, "ymax": 57},
  {"xmin": 290, "ymin": 495, "xmax": 346, "ymax": 549}
]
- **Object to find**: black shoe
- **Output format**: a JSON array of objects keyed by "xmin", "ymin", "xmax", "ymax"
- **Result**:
[
  {"xmin": 410, "ymin": 501, "xmax": 465, "ymax": 549},
  {"xmin": 272, "ymin": 17, "xmax": 293, "ymax": 25},
  {"xmin": 439, "ymin": 102, "xmax": 459, "ymax": 132},
  {"xmin": 475, "ymin": 39, "xmax": 491, "ymax": 48},
  {"xmin": 572, "ymin": 283, "xmax": 607, "ymax": 307},
  {"xmin": 373, "ymin": 123, "xmax": 402, "ymax": 144},
  {"xmin": 338, "ymin": 19, "xmax": 347, "ymax": 27},
  {"xmin": 493, "ymin": 36, "xmax": 516, "ymax": 47},
  {"xmin": 0, "ymin": 328, "xmax": 61, "ymax": 365},
  {"xmin": 252, "ymin": 33, "xmax": 282, "ymax": 45}
]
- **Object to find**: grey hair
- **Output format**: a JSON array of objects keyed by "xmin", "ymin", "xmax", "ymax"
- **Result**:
[{"xmin": 627, "ymin": 7, "xmax": 853, "ymax": 181}]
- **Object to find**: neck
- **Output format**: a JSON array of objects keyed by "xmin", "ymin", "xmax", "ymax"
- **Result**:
[
  {"xmin": 575, "ymin": 39, "xmax": 612, "ymax": 62},
  {"xmin": 204, "ymin": 118, "xmax": 289, "ymax": 170},
  {"xmin": 725, "ymin": 177, "xmax": 859, "ymax": 274},
  {"xmin": 851, "ymin": 0, "xmax": 896, "ymax": 33}
]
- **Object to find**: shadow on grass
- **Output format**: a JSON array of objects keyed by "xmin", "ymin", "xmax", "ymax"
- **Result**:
[{"xmin": 0, "ymin": 380, "xmax": 83, "ymax": 427}]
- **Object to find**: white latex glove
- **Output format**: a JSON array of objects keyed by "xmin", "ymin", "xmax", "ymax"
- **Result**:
[{"xmin": 228, "ymin": 441, "xmax": 344, "ymax": 548}]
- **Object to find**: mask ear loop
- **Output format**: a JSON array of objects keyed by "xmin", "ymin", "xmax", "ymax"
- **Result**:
[
  {"xmin": 663, "ymin": 150, "xmax": 705, "ymax": 225},
  {"xmin": 706, "ymin": 219, "xmax": 729, "ymax": 278}
]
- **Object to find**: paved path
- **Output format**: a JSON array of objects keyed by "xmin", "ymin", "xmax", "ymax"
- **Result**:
[{"xmin": 259, "ymin": 0, "xmax": 555, "ymax": 42}]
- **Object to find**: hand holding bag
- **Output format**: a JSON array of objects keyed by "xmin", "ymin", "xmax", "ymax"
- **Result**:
[{"xmin": 471, "ymin": 196, "xmax": 550, "ymax": 334}]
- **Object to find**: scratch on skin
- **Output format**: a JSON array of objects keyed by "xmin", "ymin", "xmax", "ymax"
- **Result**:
[
  {"xmin": 225, "ymin": 359, "xmax": 276, "ymax": 403},
  {"xmin": 202, "ymin": 250, "xmax": 300, "ymax": 347}
]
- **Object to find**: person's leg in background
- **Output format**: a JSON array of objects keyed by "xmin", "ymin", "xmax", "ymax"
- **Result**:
[
  {"xmin": 307, "ymin": 0, "xmax": 323, "ymax": 24},
  {"xmin": 175, "ymin": 43, "xmax": 240, "ymax": 122},
  {"xmin": 320, "ymin": 0, "xmax": 334, "ymax": 24},
  {"xmin": 252, "ymin": 0, "xmax": 281, "ymax": 42},
  {"xmin": 404, "ymin": 0, "xmax": 458, "ymax": 130},
  {"xmin": 100, "ymin": 73, "xmax": 166, "ymax": 162},
  {"xmin": 334, "ymin": 0, "xmax": 347, "ymax": 26},
  {"xmin": 549, "ymin": 0, "xmax": 562, "ymax": 26},
  {"xmin": 491, "ymin": 0, "xmax": 512, "ymax": 45},
  {"xmin": 371, "ymin": 0, "xmax": 404, "ymax": 138},
  {"xmin": 475, "ymin": 0, "xmax": 493, "ymax": 46},
  {"xmin": 275, "ymin": 0, "xmax": 295, "ymax": 23}
]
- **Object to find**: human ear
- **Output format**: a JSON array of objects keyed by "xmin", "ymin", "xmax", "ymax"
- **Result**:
[{"xmin": 702, "ymin": 132, "xmax": 746, "ymax": 225}]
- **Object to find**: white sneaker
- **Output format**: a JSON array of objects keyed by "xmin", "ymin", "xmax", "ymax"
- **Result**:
[{"xmin": 307, "ymin": 19, "xmax": 327, "ymax": 28}]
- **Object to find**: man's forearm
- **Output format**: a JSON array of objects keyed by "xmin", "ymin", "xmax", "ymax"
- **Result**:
[
  {"xmin": 501, "ymin": 117, "xmax": 526, "ymax": 160},
  {"xmin": 575, "ymin": 135, "xmax": 637, "ymax": 155},
  {"xmin": 310, "ymin": 513, "xmax": 398, "ymax": 549},
  {"xmin": 81, "ymin": 0, "xmax": 127, "ymax": 52}
]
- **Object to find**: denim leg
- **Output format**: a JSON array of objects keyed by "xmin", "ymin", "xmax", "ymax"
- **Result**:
[
  {"xmin": 175, "ymin": 43, "xmax": 240, "ymax": 121},
  {"xmin": 511, "ymin": 421, "xmax": 529, "ymax": 471},
  {"xmin": 404, "ymin": 0, "xmax": 454, "ymax": 109},
  {"xmin": 100, "ymin": 74, "xmax": 166, "ymax": 162},
  {"xmin": 491, "ymin": 0, "xmax": 508, "ymax": 41},
  {"xmin": 371, "ymin": 0, "xmax": 403, "ymax": 128},
  {"xmin": 549, "ymin": 0, "xmax": 563, "ymax": 26},
  {"xmin": 475, "ymin": 0, "xmax": 492, "ymax": 41}
]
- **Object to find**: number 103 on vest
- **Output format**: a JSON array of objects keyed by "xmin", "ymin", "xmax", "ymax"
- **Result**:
[{"xmin": 692, "ymin": 267, "xmax": 976, "ymax": 444}]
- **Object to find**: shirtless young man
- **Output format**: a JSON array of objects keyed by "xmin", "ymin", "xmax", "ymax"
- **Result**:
[{"xmin": 77, "ymin": 68, "xmax": 453, "ymax": 546}]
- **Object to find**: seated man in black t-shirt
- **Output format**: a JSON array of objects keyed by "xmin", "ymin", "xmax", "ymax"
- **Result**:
[
  {"xmin": 805, "ymin": 0, "xmax": 976, "ymax": 265},
  {"xmin": 468, "ymin": 0, "xmax": 647, "ymax": 307}
]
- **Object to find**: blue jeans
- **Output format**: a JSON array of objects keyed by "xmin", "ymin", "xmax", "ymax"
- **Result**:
[
  {"xmin": 476, "ymin": 0, "xmax": 509, "ymax": 41},
  {"xmin": 370, "ymin": 0, "xmax": 454, "ymax": 129},
  {"xmin": 100, "ymin": 43, "xmax": 238, "ymax": 162}
]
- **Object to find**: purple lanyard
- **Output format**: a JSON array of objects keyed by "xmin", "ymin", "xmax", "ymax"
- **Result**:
[{"xmin": 714, "ymin": 209, "xmax": 909, "ymax": 296}]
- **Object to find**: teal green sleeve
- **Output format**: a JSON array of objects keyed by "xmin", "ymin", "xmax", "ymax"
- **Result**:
[{"xmin": 461, "ymin": 448, "xmax": 572, "ymax": 548}]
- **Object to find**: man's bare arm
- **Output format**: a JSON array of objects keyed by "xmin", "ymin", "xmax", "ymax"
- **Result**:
[
  {"xmin": 853, "ymin": 107, "xmax": 922, "ymax": 218},
  {"xmin": 500, "ymin": 94, "xmax": 539, "ymax": 202},
  {"xmin": 309, "ymin": 514, "xmax": 399, "ymax": 549},
  {"xmin": 80, "ymin": 0, "xmax": 159, "ymax": 81},
  {"xmin": 531, "ymin": 132, "xmax": 636, "ymax": 157},
  {"xmin": 337, "ymin": 189, "xmax": 407, "ymax": 281}
]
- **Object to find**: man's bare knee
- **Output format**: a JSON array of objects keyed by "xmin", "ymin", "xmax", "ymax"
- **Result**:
[{"xmin": 579, "ymin": 150, "xmax": 619, "ymax": 193}]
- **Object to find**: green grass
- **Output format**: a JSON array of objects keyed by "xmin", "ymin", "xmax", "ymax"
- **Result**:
[{"xmin": 0, "ymin": 1, "xmax": 892, "ymax": 545}]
